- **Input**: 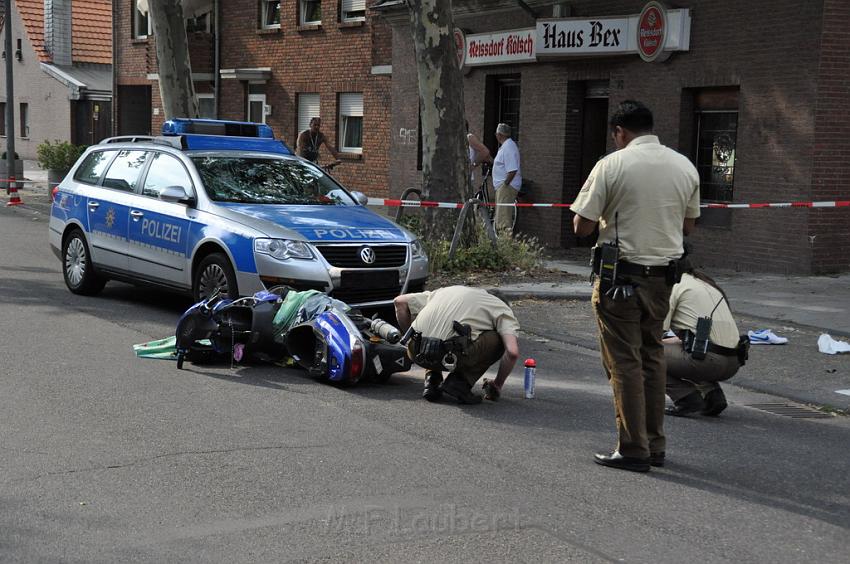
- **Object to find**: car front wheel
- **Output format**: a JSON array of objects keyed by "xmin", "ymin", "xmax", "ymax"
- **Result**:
[
  {"xmin": 193, "ymin": 252, "xmax": 239, "ymax": 302},
  {"xmin": 62, "ymin": 229, "xmax": 106, "ymax": 295}
]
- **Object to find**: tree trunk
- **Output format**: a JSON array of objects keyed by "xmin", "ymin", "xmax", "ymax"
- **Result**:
[
  {"xmin": 148, "ymin": 0, "xmax": 198, "ymax": 120},
  {"xmin": 407, "ymin": 0, "xmax": 470, "ymax": 241}
]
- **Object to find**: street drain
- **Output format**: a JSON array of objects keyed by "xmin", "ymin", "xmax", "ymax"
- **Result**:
[{"xmin": 746, "ymin": 402, "xmax": 833, "ymax": 419}]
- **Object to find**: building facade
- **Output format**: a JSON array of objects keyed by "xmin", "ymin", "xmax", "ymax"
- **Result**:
[
  {"xmin": 379, "ymin": 0, "xmax": 850, "ymax": 275},
  {"xmin": 114, "ymin": 0, "xmax": 393, "ymax": 197},
  {"xmin": 0, "ymin": 0, "xmax": 112, "ymax": 160}
]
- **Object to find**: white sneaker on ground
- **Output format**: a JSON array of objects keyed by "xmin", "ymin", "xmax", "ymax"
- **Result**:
[{"xmin": 748, "ymin": 329, "xmax": 788, "ymax": 345}]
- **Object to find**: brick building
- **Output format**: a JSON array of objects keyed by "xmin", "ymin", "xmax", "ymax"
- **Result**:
[
  {"xmin": 378, "ymin": 0, "xmax": 850, "ymax": 275},
  {"xmin": 113, "ymin": 0, "xmax": 392, "ymax": 196},
  {"xmin": 0, "ymin": 0, "xmax": 112, "ymax": 160}
]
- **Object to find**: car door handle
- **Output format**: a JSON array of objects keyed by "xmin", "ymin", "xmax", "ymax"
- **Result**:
[
  {"xmin": 88, "ymin": 201, "xmax": 100, "ymax": 211},
  {"xmin": 130, "ymin": 210, "xmax": 144, "ymax": 220}
]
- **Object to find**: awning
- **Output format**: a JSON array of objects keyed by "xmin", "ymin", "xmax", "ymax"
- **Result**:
[
  {"xmin": 41, "ymin": 63, "xmax": 112, "ymax": 101},
  {"xmin": 219, "ymin": 68, "xmax": 272, "ymax": 82}
]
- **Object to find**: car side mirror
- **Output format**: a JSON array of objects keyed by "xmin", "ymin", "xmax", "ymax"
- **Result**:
[
  {"xmin": 351, "ymin": 191, "xmax": 368, "ymax": 206},
  {"xmin": 160, "ymin": 185, "xmax": 193, "ymax": 204}
]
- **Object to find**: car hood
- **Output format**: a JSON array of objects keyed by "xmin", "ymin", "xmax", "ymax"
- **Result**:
[{"xmin": 215, "ymin": 203, "xmax": 409, "ymax": 242}]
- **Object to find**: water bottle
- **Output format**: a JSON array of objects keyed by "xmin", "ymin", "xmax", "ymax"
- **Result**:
[{"xmin": 523, "ymin": 358, "xmax": 536, "ymax": 399}]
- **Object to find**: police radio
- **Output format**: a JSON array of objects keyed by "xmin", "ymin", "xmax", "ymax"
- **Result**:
[
  {"xmin": 689, "ymin": 317, "xmax": 712, "ymax": 360},
  {"xmin": 590, "ymin": 213, "xmax": 620, "ymax": 293}
]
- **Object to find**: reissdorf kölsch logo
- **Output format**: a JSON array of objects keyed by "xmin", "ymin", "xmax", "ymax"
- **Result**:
[{"xmin": 637, "ymin": 2, "xmax": 667, "ymax": 62}]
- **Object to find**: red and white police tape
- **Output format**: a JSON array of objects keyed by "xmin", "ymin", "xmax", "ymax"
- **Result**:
[{"xmin": 366, "ymin": 197, "xmax": 850, "ymax": 210}]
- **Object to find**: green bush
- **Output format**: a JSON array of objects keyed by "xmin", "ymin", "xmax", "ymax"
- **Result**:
[
  {"xmin": 420, "ymin": 223, "xmax": 544, "ymax": 276},
  {"xmin": 36, "ymin": 139, "xmax": 86, "ymax": 172}
]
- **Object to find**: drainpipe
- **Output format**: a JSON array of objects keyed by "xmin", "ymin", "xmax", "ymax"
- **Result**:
[
  {"xmin": 5, "ymin": 0, "xmax": 16, "ymax": 192},
  {"xmin": 213, "ymin": 0, "xmax": 220, "ymax": 118},
  {"xmin": 112, "ymin": 0, "xmax": 117, "ymax": 134}
]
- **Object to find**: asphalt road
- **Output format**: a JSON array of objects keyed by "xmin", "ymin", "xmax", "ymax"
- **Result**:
[{"xmin": 1, "ymin": 203, "xmax": 848, "ymax": 563}]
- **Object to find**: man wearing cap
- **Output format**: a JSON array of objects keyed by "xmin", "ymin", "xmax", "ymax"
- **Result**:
[
  {"xmin": 492, "ymin": 123, "xmax": 522, "ymax": 233},
  {"xmin": 571, "ymin": 100, "xmax": 700, "ymax": 473},
  {"xmin": 394, "ymin": 286, "xmax": 520, "ymax": 404}
]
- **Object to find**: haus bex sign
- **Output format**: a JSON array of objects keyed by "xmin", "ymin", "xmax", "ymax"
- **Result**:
[{"xmin": 461, "ymin": 4, "xmax": 690, "ymax": 67}]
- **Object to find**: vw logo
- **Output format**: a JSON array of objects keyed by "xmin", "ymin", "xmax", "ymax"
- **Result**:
[{"xmin": 360, "ymin": 246, "xmax": 377, "ymax": 264}]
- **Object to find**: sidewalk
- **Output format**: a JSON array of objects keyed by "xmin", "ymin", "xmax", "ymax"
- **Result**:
[{"xmin": 490, "ymin": 258, "xmax": 850, "ymax": 338}]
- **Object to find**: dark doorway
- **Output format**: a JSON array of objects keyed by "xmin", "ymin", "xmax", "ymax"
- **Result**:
[
  {"xmin": 71, "ymin": 100, "xmax": 113, "ymax": 146},
  {"xmin": 117, "ymin": 85, "xmax": 152, "ymax": 135},
  {"xmin": 483, "ymin": 74, "xmax": 521, "ymax": 157},
  {"xmin": 575, "ymin": 82, "xmax": 609, "ymax": 247}
]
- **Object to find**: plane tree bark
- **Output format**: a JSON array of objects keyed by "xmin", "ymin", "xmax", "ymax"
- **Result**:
[
  {"xmin": 147, "ymin": 0, "xmax": 198, "ymax": 119},
  {"xmin": 407, "ymin": 0, "xmax": 470, "ymax": 240}
]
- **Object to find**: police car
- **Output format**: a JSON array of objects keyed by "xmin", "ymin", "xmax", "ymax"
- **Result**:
[{"xmin": 48, "ymin": 119, "xmax": 428, "ymax": 307}]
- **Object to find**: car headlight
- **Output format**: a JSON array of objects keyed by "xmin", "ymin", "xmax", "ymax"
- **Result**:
[
  {"xmin": 411, "ymin": 239, "xmax": 427, "ymax": 260},
  {"xmin": 254, "ymin": 238, "xmax": 314, "ymax": 260}
]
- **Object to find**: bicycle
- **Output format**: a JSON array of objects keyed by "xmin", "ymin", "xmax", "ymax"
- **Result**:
[{"xmin": 472, "ymin": 163, "xmax": 518, "ymax": 232}]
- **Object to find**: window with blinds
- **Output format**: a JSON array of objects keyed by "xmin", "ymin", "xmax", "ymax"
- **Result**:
[
  {"xmin": 341, "ymin": 0, "xmax": 366, "ymax": 21},
  {"xmin": 298, "ymin": 94, "xmax": 320, "ymax": 134},
  {"xmin": 338, "ymin": 93, "xmax": 363, "ymax": 153}
]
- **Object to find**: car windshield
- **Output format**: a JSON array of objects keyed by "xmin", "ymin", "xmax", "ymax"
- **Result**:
[{"xmin": 191, "ymin": 156, "xmax": 356, "ymax": 205}]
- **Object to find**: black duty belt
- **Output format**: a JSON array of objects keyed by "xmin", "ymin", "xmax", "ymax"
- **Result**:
[
  {"xmin": 675, "ymin": 330, "xmax": 739, "ymax": 357},
  {"xmin": 617, "ymin": 261, "xmax": 670, "ymax": 277}
]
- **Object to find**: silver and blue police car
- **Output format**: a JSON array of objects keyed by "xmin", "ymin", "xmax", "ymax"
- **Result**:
[{"xmin": 48, "ymin": 119, "xmax": 428, "ymax": 307}]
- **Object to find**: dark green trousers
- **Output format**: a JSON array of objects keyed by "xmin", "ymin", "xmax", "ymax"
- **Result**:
[
  {"xmin": 412, "ymin": 330, "xmax": 505, "ymax": 388},
  {"xmin": 592, "ymin": 276, "xmax": 672, "ymax": 459}
]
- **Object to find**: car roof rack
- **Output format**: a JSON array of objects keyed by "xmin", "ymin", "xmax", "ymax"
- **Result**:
[{"xmin": 100, "ymin": 135, "xmax": 157, "ymax": 144}]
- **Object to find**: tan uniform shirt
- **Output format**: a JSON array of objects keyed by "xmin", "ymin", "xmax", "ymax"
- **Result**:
[
  {"xmin": 406, "ymin": 286, "xmax": 520, "ymax": 341},
  {"xmin": 571, "ymin": 135, "xmax": 701, "ymax": 266},
  {"xmin": 663, "ymin": 273, "xmax": 740, "ymax": 348}
]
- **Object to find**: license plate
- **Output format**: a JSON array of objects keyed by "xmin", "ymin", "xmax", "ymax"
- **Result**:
[{"xmin": 341, "ymin": 270, "xmax": 398, "ymax": 289}]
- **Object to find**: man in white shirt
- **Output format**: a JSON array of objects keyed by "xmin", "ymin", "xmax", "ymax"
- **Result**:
[{"xmin": 492, "ymin": 123, "xmax": 522, "ymax": 233}]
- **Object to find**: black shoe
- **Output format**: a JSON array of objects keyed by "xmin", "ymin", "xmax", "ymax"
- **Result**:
[
  {"xmin": 594, "ymin": 451, "xmax": 651, "ymax": 473},
  {"xmin": 665, "ymin": 391, "xmax": 706, "ymax": 417},
  {"xmin": 440, "ymin": 374, "xmax": 483, "ymax": 405},
  {"xmin": 423, "ymin": 372, "xmax": 443, "ymax": 402},
  {"xmin": 650, "ymin": 452, "xmax": 665, "ymax": 467},
  {"xmin": 482, "ymin": 378, "xmax": 501, "ymax": 401},
  {"xmin": 701, "ymin": 388, "xmax": 728, "ymax": 416}
]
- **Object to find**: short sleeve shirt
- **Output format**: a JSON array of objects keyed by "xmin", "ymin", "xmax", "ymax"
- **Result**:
[
  {"xmin": 407, "ymin": 286, "xmax": 520, "ymax": 341},
  {"xmin": 492, "ymin": 138, "xmax": 522, "ymax": 190},
  {"xmin": 570, "ymin": 135, "xmax": 700, "ymax": 265},
  {"xmin": 663, "ymin": 273, "xmax": 740, "ymax": 348}
]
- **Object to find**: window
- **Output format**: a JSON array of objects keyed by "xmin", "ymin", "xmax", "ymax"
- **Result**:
[
  {"xmin": 19, "ymin": 103, "xmax": 28, "ymax": 137},
  {"xmin": 338, "ymin": 93, "xmax": 363, "ymax": 153},
  {"xmin": 74, "ymin": 151, "xmax": 115, "ymax": 185},
  {"xmin": 341, "ymin": 0, "xmax": 366, "ymax": 22},
  {"xmin": 497, "ymin": 77, "xmax": 521, "ymax": 143},
  {"xmin": 197, "ymin": 94, "xmax": 216, "ymax": 118},
  {"xmin": 248, "ymin": 93, "xmax": 267, "ymax": 124},
  {"xmin": 143, "ymin": 153, "xmax": 193, "ymax": 198},
  {"xmin": 300, "ymin": 0, "xmax": 321, "ymax": 25},
  {"xmin": 102, "ymin": 150, "xmax": 149, "ymax": 192},
  {"xmin": 297, "ymin": 93, "xmax": 320, "ymax": 134},
  {"xmin": 260, "ymin": 0, "xmax": 280, "ymax": 28},
  {"xmin": 186, "ymin": 11, "xmax": 213, "ymax": 33},
  {"xmin": 0, "ymin": 102, "xmax": 5, "ymax": 137},
  {"xmin": 133, "ymin": 0, "xmax": 151, "ymax": 38},
  {"xmin": 693, "ymin": 88, "xmax": 739, "ymax": 203}
]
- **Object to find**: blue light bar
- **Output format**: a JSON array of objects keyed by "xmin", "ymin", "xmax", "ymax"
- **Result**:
[
  {"xmin": 162, "ymin": 118, "xmax": 275, "ymax": 139},
  {"xmin": 182, "ymin": 134, "xmax": 292, "ymax": 155}
]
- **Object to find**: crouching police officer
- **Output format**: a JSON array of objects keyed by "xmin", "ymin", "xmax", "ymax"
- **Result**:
[
  {"xmin": 663, "ymin": 264, "xmax": 749, "ymax": 417},
  {"xmin": 394, "ymin": 286, "xmax": 520, "ymax": 404},
  {"xmin": 572, "ymin": 100, "xmax": 701, "ymax": 472}
]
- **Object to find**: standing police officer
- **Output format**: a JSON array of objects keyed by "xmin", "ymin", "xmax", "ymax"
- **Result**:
[{"xmin": 571, "ymin": 100, "xmax": 700, "ymax": 473}]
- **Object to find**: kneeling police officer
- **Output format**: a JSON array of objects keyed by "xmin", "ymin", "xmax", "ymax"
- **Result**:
[
  {"xmin": 394, "ymin": 286, "xmax": 520, "ymax": 404},
  {"xmin": 663, "ymin": 263, "xmax": 749, "ymax": 417}
]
